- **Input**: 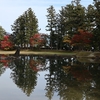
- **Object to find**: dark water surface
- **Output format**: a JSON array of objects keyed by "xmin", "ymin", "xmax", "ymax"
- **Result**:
[{"xmin": 0, "ymin": 55, "xmax": 100, "ymax": 100}]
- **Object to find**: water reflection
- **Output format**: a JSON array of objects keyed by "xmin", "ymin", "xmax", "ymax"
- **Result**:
[
  {"xmin": 0, "ymin": 55, "xmax": 10, "ymax": 76},
  {"xmin": 0, "ymin": 54, "xmax": 100, "ymax": 100}
]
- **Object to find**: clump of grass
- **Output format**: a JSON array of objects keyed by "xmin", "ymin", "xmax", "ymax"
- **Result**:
[
  {"xmin": 93, "ymin": 52, "xmax": 100, "ymax": 57},
  {"xmin": 76, "ymin": 51, "xmax": 92, "ymax": 57}
]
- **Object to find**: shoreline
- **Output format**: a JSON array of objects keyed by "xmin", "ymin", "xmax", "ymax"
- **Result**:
[
  {"xmin": 0, "ymin": 50, "xmax": 76, "ymax": 56},
  {"xmin": 0, "ymin": 50, "xmax": 100, "ymax": 58}
]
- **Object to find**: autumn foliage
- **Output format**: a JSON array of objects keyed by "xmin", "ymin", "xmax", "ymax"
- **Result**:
[
  {"xmin": 0, "ymin": 55, "xmax": 10, "ymax": 67},
  {"xmin": 63, "ymin": 30, "xmax": 93, "ymax": 50},
  {"xmin": 30, "ymin": 33, "xmax": 45, "ymax": 48},
  {"xmin": 29, "ymin": 59, "xmax": 40, "ymax": 72},
  {"xmin": 71, "ymin": 30, "xmax": 93, "ymax": 45},
  {"xmin": 0, "ymin": 35, "xmax": 13, "ymax": 50}
]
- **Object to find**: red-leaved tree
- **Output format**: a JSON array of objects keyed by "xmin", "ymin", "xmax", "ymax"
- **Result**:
[
  {"xmin": 0, "ymin": 35, "xmax": 14, "ymax": 50},
  {"xmin": 71, "ymin": 30, "xmax": 93, "ymax": 50},
  {"xmin": 30, "ymin": 33, "xmax": 45, "ymax": 49}
]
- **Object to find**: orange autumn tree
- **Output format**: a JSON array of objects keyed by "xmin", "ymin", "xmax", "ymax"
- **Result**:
[
  {"xmin": 0, "ymin": 35, "xmax": 14, "ymax": 50},
  {"xmin": 63, "ymin": 34, "xmax": 71, "ymax": 44},
  {"xmin": 30, "ymin": 33, "xmax": 45, "ymax": 49},
  {"xmin": 71, "ymin": 30, "xmax": 93, "ymax": 50}
]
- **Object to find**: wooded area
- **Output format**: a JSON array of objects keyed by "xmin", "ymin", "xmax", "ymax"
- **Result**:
[{"xmin": 0, "ymin": 0, "xmax": 100, "ymax": 51}]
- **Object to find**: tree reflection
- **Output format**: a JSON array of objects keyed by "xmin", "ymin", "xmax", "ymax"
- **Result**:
[
  {"xmin": 29, "ymin": 55, "xmax": 47, "ymax": 71},
  {"xmin": 11, "ymin": 56, "xmax": 45, "ymax": 96},
  {"xmin": 0, "ymin": 54, "xmax": 100, "ymax": 99},
  {"xmin": 0, "ymin": 65, "xmax": 6, "ymax": 76},
  {"xmin": 45, "ymin": 56, "xmax": 70, "ymax": 100},
  {"xmin": 45, "ymin": 57, "xmax": 100, "ymax": 100},
  {"xmin": 0, "ymin": 54, "xmax": 11, "ymax": 76}
]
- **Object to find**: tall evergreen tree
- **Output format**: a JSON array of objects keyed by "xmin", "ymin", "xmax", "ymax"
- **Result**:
[
  {"xmin": 24, "ymin": 8, "xmax": 39, "ymax": 47},
  {"xmin": 46, "ymin": 5, "xmax": 58, "ymax": 49},
  {"xmin": 0, "ymin": 26, "xmax": 6, "ymax": 48},
  {"xmin": 58, "ymin": 5, "xmax": 75, "ymax": 50},
  {"xmin": 92, "ymin": 0, "xmax": 100, "ymax": 50},
  {"xmin": 57, "ymin": 0, "xmax": 86, "ymax": 50},
  {"xmin": 11, "ymin": 8, "xmax": 39, "ymax": 48},
  {"xmin": 86, "ymin": 4, "xmax": 95, "ymax": 32},
  {"xmin": 61, "ymin": 0, "xmax": 86, "ymax": 35},
  {"xmin": 56, "ymin": 9, "xmax": 69, "ymax": 50},
  {"xmin": 0, "ymin": 26, "xmax": 6, "ymax": 41},
  {"xmin": 65, "ymin": 0, "xmax": 86, "ymax": 35},
  {"xmin": 11, "ymin": 16, "xmax": 26, "ymax": 47}
]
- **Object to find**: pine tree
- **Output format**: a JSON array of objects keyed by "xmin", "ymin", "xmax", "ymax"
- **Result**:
[
  {"xmin": 0, "ymin": 26, "xmax": 6, "ymax": 41},
  {"xmin": 11, "ymin": 15, "xmax": 26, "ymax": 47},
  {"xmin": 86, "ymin": 4, "xmax": 95, "ymax": 32},
  {"xmin": 24, "ymin": 8, "xmax": 39, "ymax": 48},
  {"xmin": 92, "ymin": 0, "xmax": 100, "ymax": 50},
  {"xmin": 46, "ymin": 5, "xmax": 58, "ymax": 49},
  {"xmin": 0, "ymin": 26, "xmax": 6, "ymax": 49},
  {"xmin": 58, "ymin": 0, "xmax": 86, "ymax": 50},
  {"xmin": 11, "ymin": 8, "xmax": 39, "ymax": 48}
]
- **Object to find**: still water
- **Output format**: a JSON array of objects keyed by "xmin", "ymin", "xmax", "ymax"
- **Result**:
[{"xmin": 0, "ymin": 54, "xmax": 100, "ymax": 100}]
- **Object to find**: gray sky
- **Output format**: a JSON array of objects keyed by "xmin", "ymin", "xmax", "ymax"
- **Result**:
[{"xmin": 0, "ymin": 0, "xmax": 93, "ymax": 33}]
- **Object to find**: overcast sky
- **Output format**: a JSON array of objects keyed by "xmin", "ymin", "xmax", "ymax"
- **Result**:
[{"xmin": 0, "ymin": 0, "xmax": 93, "ymax": 34}]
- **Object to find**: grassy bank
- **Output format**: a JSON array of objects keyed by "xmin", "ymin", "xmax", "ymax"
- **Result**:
[
  {"xmin": 0, "ymin": 50, "xmax": 100, "ymax": 57},
  {"xmin": 76, "ymin": 51, "xmax": 100, "ymax": 58},
  {"xmin": 0, "ymin": 50, "xmax": 76, "ymax": 56}
]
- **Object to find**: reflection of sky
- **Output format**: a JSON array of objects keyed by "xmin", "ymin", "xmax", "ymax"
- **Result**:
[{"xmin": 0, "ymin": 68, "xmax": 59, "ymax": 100}]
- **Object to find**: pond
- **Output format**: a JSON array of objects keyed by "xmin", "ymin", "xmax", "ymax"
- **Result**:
[{"xmin": 0, "ymin": 54, "xmax": 100, "ymax": 100}]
